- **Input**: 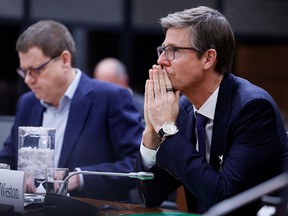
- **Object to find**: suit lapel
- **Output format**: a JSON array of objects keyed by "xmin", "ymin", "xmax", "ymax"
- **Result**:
[
  {"xmin": 178, "ymin": 96, "xmax": 195, "ymax": 144},
  {"xmin": 31, "ymin": 102, "xmax": 45, "ymax": 126},
  {"xmin": 210, "ymin": 74, "xmax": 236, "ymax": 169},
  {"xmin": 58, "ymin": 75, "xmax": 92, "ymax": 167}
]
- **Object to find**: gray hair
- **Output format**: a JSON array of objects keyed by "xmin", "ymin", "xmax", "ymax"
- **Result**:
[{"xmin": 159, "ymin": 6, "xmax": 235, "ymax": 74}]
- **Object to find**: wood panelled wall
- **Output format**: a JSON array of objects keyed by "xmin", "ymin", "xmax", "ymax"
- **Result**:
[{"xmin": 234, "ymin": 43, "xmax": 288, "ymax": 115}]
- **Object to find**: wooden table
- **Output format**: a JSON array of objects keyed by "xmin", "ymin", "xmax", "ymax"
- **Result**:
[
  {"xmin": 74, "ymin": 197, "xmax": 199, "ymax": 216},
  {"xmin": 23, "ymin": 195, "xmax": 199, "ymax": 216}
]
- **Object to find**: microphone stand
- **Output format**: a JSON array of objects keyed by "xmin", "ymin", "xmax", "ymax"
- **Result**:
[
  {"xmin": 43, "ymin": 171, "xmax": 153, "ymax": 216},
  {"xmin": 57, "ymin": 171, "xmax": 154, "ymax": 195}
]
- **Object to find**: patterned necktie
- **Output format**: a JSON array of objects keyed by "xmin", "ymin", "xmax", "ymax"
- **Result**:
[
  {"xmin": 195, "ymin": 112, "xmax": 209, "ymax": 213},
  {"xmin": 196, "ymin": 113, "xmax": 208, "ymax": 159}
]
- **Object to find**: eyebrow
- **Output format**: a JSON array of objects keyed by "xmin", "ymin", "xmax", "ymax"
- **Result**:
[
  {"xmin": 163, "ymin": 43, "xmax": 191, "ymax": 47},
  {"xmin": 162, "ymin": 43, "xmax": 175, "ymax": 46}
]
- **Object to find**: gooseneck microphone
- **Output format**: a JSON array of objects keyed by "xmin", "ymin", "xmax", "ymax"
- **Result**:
[
  {"xmin": 43, "ymin": 171, "xmax": 153, "ymax": 216},
  {"xmin": 57, "ymin": 171, "xmax": 154, "ymax": 195}
]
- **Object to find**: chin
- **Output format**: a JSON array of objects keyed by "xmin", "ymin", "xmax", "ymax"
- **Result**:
[{"xmin": 34, "ymin": 93, "xmax": 46, "ymax": 102}]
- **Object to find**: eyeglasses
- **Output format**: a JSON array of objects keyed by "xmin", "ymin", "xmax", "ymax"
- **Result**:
[
  {"xmin": 17, "ymin": 54, "xmax": 60, "ymax": 79},
  {"xmin": 156, "ymin": 45, "xmax": 201, "ymax": 61}
]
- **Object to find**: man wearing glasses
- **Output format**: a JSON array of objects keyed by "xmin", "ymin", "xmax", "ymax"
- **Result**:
[
  {"xmin": 0, "ymin": 20, "xmax": 144, "ymax": 202},
  {"xmin": 135, "ymin": 6, "xmax": 288, "ymax": 215}
]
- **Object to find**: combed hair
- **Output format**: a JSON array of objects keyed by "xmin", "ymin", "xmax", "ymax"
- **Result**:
[
  {"xmin": 159, "ymin": 6, "xmax": 235, "ymax": 74},
  {"xmin": 16, "ymin": 20, "xmax": 76, "ymax": 66}
]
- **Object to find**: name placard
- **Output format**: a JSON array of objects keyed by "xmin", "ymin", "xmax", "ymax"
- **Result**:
[{"xmin": 0, "ymin": 169, "xmax": 25, "ymax": 213}]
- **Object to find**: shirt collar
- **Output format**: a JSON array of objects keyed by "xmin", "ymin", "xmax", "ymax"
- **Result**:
[
  {"xmin": 65, "ymin": 69, "xmax": 81, "ymax": 100},
  {"xmin": 193, "ymin": 86, "xmax": 219, "ymax": 121}
]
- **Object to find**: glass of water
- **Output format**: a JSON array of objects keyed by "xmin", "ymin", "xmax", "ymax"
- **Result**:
[
  {"xmin": 18, "ymin": 126, "xmax": 55, "ymax": 194},
  {"xmin": 45, "ymin": 168, "xmax": 69, "ymax": 195}
]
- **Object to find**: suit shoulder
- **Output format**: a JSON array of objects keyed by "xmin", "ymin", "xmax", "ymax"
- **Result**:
[
  {"xmin": 224, "ymin": 75, "xmax": 279, "ymax": 114},
  {"xmin": 233, "ymin": 76, "xmax": 274, "ymax": 102},
  {"xmin": 78, "ymin": 74, "xmax": 127, "ymax": 96},
  {"xmin": 18, "ymin": 91, "xmax": 38, "ymax": 105}
]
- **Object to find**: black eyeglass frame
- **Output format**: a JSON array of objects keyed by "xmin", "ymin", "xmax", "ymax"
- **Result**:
[
  {"xmin": 156, "ymin": 45, "xmax": 201, "ymax": 61},
  {"xmin": 16, "ymin": 54, "xmax": 60, "ymax": 79}
]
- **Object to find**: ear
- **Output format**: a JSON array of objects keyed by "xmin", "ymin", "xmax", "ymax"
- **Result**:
[
  {"xmin": 203, "ymin": 49, "xmax": 217, "ymax": 70},
  {"xmin": 59, "ymin": 50, "xmax": 72, "ymax": 69}
]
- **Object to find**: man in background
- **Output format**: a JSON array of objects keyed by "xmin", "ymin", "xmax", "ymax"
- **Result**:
[
  {"xmin": 94, "ymin": 57, "xmax": 144, "ymax": 124},
  {"xmin": 0, "ymin": 20, "xmax": 144, "ymax": 202}
]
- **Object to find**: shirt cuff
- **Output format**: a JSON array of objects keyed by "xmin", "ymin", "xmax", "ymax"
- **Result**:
[{"xmin": 140, "ymin": 141, "xmax": 157, "ymax": 170}]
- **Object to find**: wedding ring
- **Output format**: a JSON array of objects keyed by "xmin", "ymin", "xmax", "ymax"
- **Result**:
[{"xmin": 166, "ymin": 88, "xmax": 174, "ymax": 92}]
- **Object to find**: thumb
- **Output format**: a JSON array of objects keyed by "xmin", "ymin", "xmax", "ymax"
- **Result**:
[{"xmin": 175, "ymin": 90, "xmax": 181, "ymax": 101}]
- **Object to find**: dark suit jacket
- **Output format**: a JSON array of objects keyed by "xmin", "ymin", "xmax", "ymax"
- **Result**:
[
  {"xmin": 136, "ymin": 73, "xmax": 288, "ymax": 215},
  {"xmin": 132, "ymin": 91, "xmax": 144, "ymax": 124},
  {"xmin": 0, "ymin": 72, "xmax": 144, "ymax": 201}
]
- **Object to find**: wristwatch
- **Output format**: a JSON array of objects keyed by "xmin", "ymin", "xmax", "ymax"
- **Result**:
[{"xmin": 158, "ymin": 122, "xmax": 179, "ymax": 139}]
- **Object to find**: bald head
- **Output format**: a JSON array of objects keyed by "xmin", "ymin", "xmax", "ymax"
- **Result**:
[{"xmin": 93, "ymin": 58, "xmax": 129, "ymax": 88}]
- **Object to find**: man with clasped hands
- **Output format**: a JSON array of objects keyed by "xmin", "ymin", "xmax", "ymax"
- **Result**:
[
  {"xmin": 0, "ymin": 20, "xmax": 144, "ymax": 202},
  {"xmin": 135, "ymin": 6, "xmax": 288, "ymax": 215}
]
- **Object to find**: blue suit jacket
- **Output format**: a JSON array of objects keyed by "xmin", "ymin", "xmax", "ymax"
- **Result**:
[
  {"xmin": 0, "ymin": 72, "xmax": 144, "ymax": 201},
  {"xmin": 136, "ymin": 73, "xmax": 288, "ymax": 214}
]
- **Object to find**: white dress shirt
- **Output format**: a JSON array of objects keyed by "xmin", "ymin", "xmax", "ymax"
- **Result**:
[
  {"xmin": 140, "ymin": 87, "xmax": 219, "ymax": 169},
  {"xmin": 41, "ymin": 69, "xmax": 81, "ymax": 167}
]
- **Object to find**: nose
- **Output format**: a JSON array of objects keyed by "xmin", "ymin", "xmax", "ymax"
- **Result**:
[
  {"xmin": 157, "ymin": 51, "xmax": 169, "ymax": 66},
  {"xmin": 24, "ymin": 72, "xmax": 36, "ymax": 84}
]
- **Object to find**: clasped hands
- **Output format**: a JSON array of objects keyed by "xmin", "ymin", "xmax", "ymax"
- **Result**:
[{"xmin": 142, "ymin": 65, "xmax": 180, "ymax": 150}]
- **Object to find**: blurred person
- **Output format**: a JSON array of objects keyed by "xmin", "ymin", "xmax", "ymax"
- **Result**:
[
  {"xmin": 0, "ymin": 20, "xmax": 144, "ymax": 202},
  {"xmin": 135, "ymin": 6, "xmax": 288, "ymax": 215},
  {"xmin": 94, "ymin": 57, "xmax": 144, "ymax": 123}
]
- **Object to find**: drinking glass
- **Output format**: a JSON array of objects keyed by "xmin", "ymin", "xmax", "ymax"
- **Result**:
[
  {"xmin": 18, "ymin": 126, "xmax": 55, "ymax": 194},
  {"xmin": 46, "ymin": 168, "xmax": 69, "ymax": 195}
]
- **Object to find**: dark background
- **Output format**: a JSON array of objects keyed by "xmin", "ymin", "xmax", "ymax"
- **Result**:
[{"xmin": 0, "ymin": 0, "xmax": 287, "ymax": 128}]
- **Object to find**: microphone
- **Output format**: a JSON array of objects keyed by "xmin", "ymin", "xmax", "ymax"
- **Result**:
[{"xmin": 57, "ymin": 171, "xmax": 154, "ymax": 195}]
